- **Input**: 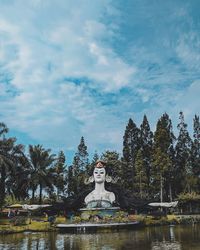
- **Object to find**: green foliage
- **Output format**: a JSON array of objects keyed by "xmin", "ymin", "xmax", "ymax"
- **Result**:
[
  {"xmin": 10, "ymin": 216, "xmax": 28, "ymax": 226},
  {"xmin": 28, "ymin": 145, "xmax": 56, "ymax": 203},
  {"xmin": 87, "ymin": 151, "xmax": 99, "ymax": 175},
  {"xmin": 139, "ymin": 115, "xmax": 153, "ymax": 194},
  {"xmin": 0, "ymin": 111, "xmax": 200, "ymax": 205},
  {"xmin": 175, "ymin": 112, "xmax": 192, "ymax": 195},
  {"xmin": 113, "ymin": 211, "xmax": 129, "ymax": 223},
  {"xmin": 67, "ymin": 136, "xmax": 89, "ymax": 196},
  {"xmin": 73, "ymin": 216, "xmax": 82, "ymax": 223},
  {"xmin": 4, "ymin": 195, "xmax": 21, "ymax": 206},
  {"xmin": 0, "ymin": 123, "xmax": 29, "ymax": 207},
  {"xmin": 73, "ymin": 210, "xmax": 131, "ymax": 224},
  {"xmin": 134, "ymin": 149, "xmax": 148, "ymax": 198},
  {"xmin": 151, "ymin": 113, "xmax": 175, "ymax": 201},
  {"xmin": 178, "ymin": 192, "xmax": 200, "ymax": 202},
  {"xmin": 191, "ymin": 115, "xmax": 200, "ymax": 190},
  {"xmin": 101, "ymin": 150, "xmax": 121, "ymax": 181},
  {"xmin": 122, "ymin": 118, "xmax": 140, "ymax": 191},
  {"xmin": 53, "ymin": 150, "xmax": 67, "ymax": 198}
]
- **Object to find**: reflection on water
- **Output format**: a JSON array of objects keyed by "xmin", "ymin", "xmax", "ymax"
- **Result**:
[
  {"xmin": 152, "ymin": 241, "xmax": 181, "ymax": 250},
  {"xmin": 0, "ymin": 224, "xmax": 200, "ymax": 250}
]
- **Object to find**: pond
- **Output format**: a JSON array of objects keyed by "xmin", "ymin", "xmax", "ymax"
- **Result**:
[{"xmin": 0, "ymin": 224, "xmax": 200, "ymax": 250}]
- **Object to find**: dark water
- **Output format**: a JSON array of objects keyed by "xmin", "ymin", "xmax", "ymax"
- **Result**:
[{"xmin": 0, "ymin": 224, "xmax": 200, "ymax": 250}]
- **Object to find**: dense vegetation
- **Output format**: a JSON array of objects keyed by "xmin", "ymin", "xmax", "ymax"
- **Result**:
[{"xmin": 0, "ymin": 112, "xmax": 199, "ymax": 207}]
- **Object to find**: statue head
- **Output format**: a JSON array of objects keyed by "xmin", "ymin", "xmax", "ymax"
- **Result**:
[
  {"xmin": 95, "ymin": 160, "xmax": 106, "ymax": 168},
  {"xmin": 85, "ymin": 160, "xmax": 115, "ymax": 184},
  {"xmin": 93, "ymin": 166, "xmax": 106, "ymax": 183}
]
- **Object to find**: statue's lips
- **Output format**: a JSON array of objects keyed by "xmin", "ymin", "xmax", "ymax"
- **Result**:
[{"xmin": 95, "ymin": 176, "xmax": 104, "ymax": 181}]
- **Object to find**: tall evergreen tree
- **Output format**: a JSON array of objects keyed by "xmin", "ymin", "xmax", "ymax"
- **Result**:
[
  {"xmin": 87, "ymin": 151, "xmax": 99, "ymax": 175},
  {"xmin": 66, "ymin": 165, "xmax": 74, "ymax": 196},
  {"xmin": 68, "ymin": 136, "xmax": 89, "ymax": 195},
  {"xmin": 121, "ymin": 118, "xmax": 140, "ymax": 191},
  {"xmin": 77, "ymin": 136, "xmax": 89, "ymax": 171},
  {"xmin": 191, "ymin": 115, "xmax": 200, "ymax": 191},
  {"xmin": 54, "ymin": 150, "xmax": 67, "ymax": 199},
  {"xmin": 134, "ymin": 149, "xmax": 148, "ymax": 198},
  {"xmin": 175, "ymin": 112, "xmax": 192, "ymax": 195},
  {"xmin": 70, "ymin": 155, "xmax": 81, "ymax": 195},
  {"xmin": 139, "ymin": 115, "xmax": 153, "ymax": 195},
  {"xmin": 152, "ymin": 113, "xmax": 175, "ymax": 201},
  {"xmin": 101, "ymin": 150, "xmax": 121, "ymax": 180}
]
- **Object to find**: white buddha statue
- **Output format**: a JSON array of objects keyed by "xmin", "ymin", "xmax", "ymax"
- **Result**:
[{"xmin": 84, "ymin": 160, "xmax": 115, "ymax": 208}]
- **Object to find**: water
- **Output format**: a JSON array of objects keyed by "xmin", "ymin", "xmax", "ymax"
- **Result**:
[{"xmin": 0, "ymin": 224, "xmax": 200, "ymax": 250}]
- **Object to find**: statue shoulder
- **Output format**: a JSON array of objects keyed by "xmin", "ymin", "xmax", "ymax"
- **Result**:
[
  {"xmin": 84, "ymin": 190, "xmax": 94, "ymax": 204},
  {"xmin": 105, "ymin": 190, "xmax": 115, "ymax": 203}
]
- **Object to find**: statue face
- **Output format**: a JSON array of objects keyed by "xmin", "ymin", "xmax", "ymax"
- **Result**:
[{"xmin": 93, "ymin": 167, "xmax": 106, "ymax": 183}]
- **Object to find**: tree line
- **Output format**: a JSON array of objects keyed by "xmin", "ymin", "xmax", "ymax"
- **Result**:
[{"xmin": 0, "ymin": 111, "xmax": 199, "ymax": 207}]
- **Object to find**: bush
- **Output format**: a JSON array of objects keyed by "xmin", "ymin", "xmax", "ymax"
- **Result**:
[
  {"xmin": 73, "ymin": 216, "xmax": 82, "ymax": 224},
  {"xmin": 10, "ymin": 216, "xmax": 27, "ymax": 226}
]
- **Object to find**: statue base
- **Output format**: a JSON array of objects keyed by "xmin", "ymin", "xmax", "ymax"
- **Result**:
[
  {"xmin": 79, "ymin": 207, "xmax": 120, "ymax": 220},
  {"xmin": 56, "ymin": 221, "xmax": 140, "ymax": 233}
]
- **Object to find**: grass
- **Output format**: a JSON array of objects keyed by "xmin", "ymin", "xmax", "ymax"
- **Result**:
[
  {"xmin": 0, "ymin": 221, "xmax": 54, "ymax": 234},
  {"xmin": 134, "ymin": 214, "xmax": 193, "ymax": 226},
  {"xmin": 1, "ymin": 214, "xmax": 200, "ymax": 234},
  {"xmin": 0, "ymin": 216, "xmax": 67, "ymax": 234}
]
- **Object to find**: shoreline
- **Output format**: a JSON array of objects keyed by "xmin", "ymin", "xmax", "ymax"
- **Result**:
[{"xmin": 1, "ymin": 214, "xmax": 200, "ymax": 235}]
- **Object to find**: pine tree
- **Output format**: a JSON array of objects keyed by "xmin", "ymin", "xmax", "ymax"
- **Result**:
[
  {"xmin": 87, "ymin": 151, "xmax": 99, "ymax": 175},
  {"xmin": 77, "ymin": 136, "xmax": 89, "ymax": 171},
  {"xmin": 68, "ymin": 136, "xmax": 89, "ymax": 195},
  {"xmin": 54, "ymin": 151, "xmax": 67, "ymax": 198},
  {"xmin": 121, "ymin": 118, "xmax": 140, "ymax": 191},
  {"xmin": 139, "ymin": 115, "xmax": 153, "ymax": 196},
  {"xmin": 151, "ymin": 147, "xmax": 171, "ymax": 202},
  {"xmin": 191, "ymin": 115, "xmax": 200, "ymax": 191},
  {"xmin": 101, "ymin": 150, "xmax": 121, "ymax": 180},
  {"xmin": 66, "ymin": 165, "xmax": 75, "ymax": 196},
  {"xmin": 175, "ymin": 112, "xmax": 192, "ymax": 195},
  {"xmin": 134, "ymin": 149, "xmax": 148, "ymax": 198},
  {"xmin": 152, "ymin": 113, "xmax": 175, "ymax": 201}
]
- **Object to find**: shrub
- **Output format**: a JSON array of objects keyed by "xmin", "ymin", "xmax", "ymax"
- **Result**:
[{"xmin": 10, "ymin": 216, "xmax": 27, "ymax": 226}]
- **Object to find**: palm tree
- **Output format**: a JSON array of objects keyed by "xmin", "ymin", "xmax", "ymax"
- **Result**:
[
  {"xmin": 6, "ymin": 150, "xmax": 30, "ymax": 201},
  {"xmin": 0, "ymin": 123, "xmax": 28, "ymax": 207},
  {"xmin": 28, "ymin": 145, "xmax": 56, "ymax": 204}
]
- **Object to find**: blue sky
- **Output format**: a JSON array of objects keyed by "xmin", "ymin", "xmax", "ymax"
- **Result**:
[{"xmin": 0, "ymin": 0, "xmax": 199, "ymax": 164}]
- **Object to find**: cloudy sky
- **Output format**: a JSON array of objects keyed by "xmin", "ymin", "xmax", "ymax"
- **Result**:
[{"xmin": 0, "ymin": 0, "xmax": 199, "ymax": 163}]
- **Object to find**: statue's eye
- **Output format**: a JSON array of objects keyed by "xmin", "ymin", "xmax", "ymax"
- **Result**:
[
  {"xmin": 100, "ymin": 171, "xmax": 104, "ymax": 174},
  {"xmin": 94, "ymin": 171, "xmax": 98, "ymax": 174}
]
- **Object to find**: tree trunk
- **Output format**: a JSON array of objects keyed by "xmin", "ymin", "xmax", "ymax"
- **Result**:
[
  {"xmin": 169, "ymin": 183, "xmax": 172, "ymax": 202},
  {"xmin": 189, "ymin": 202, "xmax": 192, "ymax": 213},
  {"xmin": 139, "ymin": 172, "xmax": 142, "ymax": 198},
  {"xmin": 160, "ymin": 174, "xmax": 163, "ymax": 211},
  {"xmin": 32, "ymin": 189, "xmax": 35, "ymax": 202},
  {"xmin": 39, "ymin": 184, "xmax": 43, "ymax": 204},
  {"xmin": 0, "ymin": 166, "xmax": 6, "ymax": 207}
]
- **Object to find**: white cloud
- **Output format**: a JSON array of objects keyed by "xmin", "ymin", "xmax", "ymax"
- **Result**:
[
  {"xmin": 176, "ymin": 32, "xmax": 200, "ymax": 70},
  {"xmin": 0, "ymin": 0, "xmax": 199, "ymax": 161},
  {"xmin": 47, "ymin": 21, "xmax": 136, "ymax": 92},
  {"xmin": 173, "ymin": 80, "xmax": 200, "ymax": 119}
]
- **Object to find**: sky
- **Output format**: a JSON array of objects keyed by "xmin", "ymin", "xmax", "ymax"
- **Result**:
[{"xmin": 0, "ymin": 0, "xmax": 199, "ymax": 164}]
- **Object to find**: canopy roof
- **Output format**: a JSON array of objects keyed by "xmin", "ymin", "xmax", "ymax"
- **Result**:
[
  {"xmin": 148, "ymin": 201, "xmax": 178, "ymax": 208},
  {"xmin": 7, "ymin": 204, "xmax": 22, "ymax": 208},
  {"xmin": 22, "ymin": 204, "xmax": 51, "ymax": 210}
]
